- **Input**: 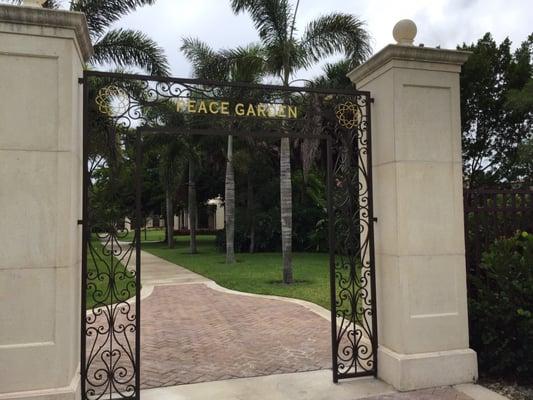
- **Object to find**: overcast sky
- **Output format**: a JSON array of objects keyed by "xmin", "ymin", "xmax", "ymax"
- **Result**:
[
  {"xmin": 114, "ymin": 0, "xmax": 531, "ymax": 82},
  {"xmin": 11, "ymin": 0, "xmax": 527, "ymax": 81}
]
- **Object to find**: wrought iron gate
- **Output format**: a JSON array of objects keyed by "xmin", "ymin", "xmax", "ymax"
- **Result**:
[{"xmin": 81, "ymin": 71, "xmax": 376, "ymax": 399}]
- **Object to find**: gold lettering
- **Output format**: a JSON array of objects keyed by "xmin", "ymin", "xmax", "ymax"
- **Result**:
[
  {"xmin": 209, "ymin": 101, "xmax": 220, "ymax": 114},
  {"xmin": 246, "ymin": 104, "xmax": 257, "ymax": 117},
  {"xmin": 257, "ymin": 104, "xmax": 267, "ymax": 117},
  {"xmin": 235, "ymin": 103, "xmax": 245, "ymax": 116},
  {"xmin": 197, "ymin": 100, "xmax": 208, "ymax": 113},
  {"xmin": 288, "ymin": 106, "xmax": 298, "ymax": 119},
  {"xmin": 180, "ymin": 99, "xmax": 297, "ymax": 119},
  {"xmin": 221, "ymin": 101, "xmax": 230, "ymax": 115},
  {"xmin": 266, "ymin": 105, "xmax": 276, "ymax": 117}
]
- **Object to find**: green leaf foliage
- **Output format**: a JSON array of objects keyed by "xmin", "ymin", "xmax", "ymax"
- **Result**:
[
  {"xmin": 230, "ymin": 0, "xmax": 371, "ymax": 83},
  {"xmin": 93, "ymin": 28, "xmax": 169, "ymax": 76},
  {"xmin": 460, "ymin": 33, "xmax": 533, "ymax": 187},
  {"xmin": 469, "ymin": 231, "xmax": 533, "ymax": 382}
]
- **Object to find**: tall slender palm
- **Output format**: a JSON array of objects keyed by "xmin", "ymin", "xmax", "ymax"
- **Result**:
[
  {"xmin": 230, "ymin": 0, "xmax": 371, "ymax": 283},
  {"xmin": 181, "ymin": 39, "xmax": 265, "ymax": 263},
  {"xmin": 9, "ymin": 0, "xmax": 169, "ymax": 75}
]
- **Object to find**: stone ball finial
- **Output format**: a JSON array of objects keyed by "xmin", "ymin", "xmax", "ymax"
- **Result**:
[
  {"xmin": 393, "ymin": 19, "xmax": 417, "ymax": 45},
  {"xmin": 23, "ymin": 0, "xmax": 46, "ymax": 7}
]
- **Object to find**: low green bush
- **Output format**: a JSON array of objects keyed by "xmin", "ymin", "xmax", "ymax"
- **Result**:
[{"xmin": 469, "ymin": 231, "xmax": 533, "ymax": 382}]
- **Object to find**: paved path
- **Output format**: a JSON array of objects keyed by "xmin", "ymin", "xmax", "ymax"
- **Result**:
[
  {"xmin": 140, "ymin": 283, "xmax": 331, "ymax": 388},
  {"xmin": 135, "ymin": 250, "xmax": 331, "ymax": 389},
  {"xmin": 138, "ymin": 249, "xmax": 209, "ymax": 286}
]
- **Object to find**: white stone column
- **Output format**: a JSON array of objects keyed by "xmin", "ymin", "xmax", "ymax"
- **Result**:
[
  {"xmin": 0, "ymin": 4, "xmax": 92, "ymax": 400},
  {"xmin": 348, "ymin": 21, "xmax": 478, "ymax": 391}
]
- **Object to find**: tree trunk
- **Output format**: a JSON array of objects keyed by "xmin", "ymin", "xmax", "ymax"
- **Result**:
[
  {"xmin": 225, "ymin": 135, "xmax": 236, "ymax": 263},
  {"xmin": 165, "ymin": 187, "xmax": 175, "ymax": 248},
  {"xmin": 188, "ymin": 159, "xmax": 197, "ymax": 254},
  {"xmin": 280, "ymin": 136, "xmax": 293, "ymax": 284},
  {"xmin": 280, "ymin": 66, "xmax": 293, "ymax": 284},
  {"xmin": 247, "ymin": 174, "xmax": 255, "ymax": 253}
]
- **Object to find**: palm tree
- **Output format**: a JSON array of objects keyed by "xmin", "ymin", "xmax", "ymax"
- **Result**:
[
  {"xmin": 9, "ymin": 0, "xmax": 169, "ymax": 75},
  {"xmin": 230, "ymin": 0, "xmax": 371, "ymax": 283},
  {"xmin": 181, "ymin": 39, "xmax": 265, "ymax": 263},
  {"xmin": 311, "ymin": 59, "xmax": 354, "ymax": 90}
]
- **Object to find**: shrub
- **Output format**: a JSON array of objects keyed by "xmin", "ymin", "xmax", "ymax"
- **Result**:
[
  {"xmin": 469, "ymin": 231, "xmax": 533, "ymax": 382},
  {"xmin": 215, "ymin": 208, "xmax": 282, "ymax": 253}
]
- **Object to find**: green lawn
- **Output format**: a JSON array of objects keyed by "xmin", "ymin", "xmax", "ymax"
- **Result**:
[
  {"xmin": 141, "ymin": 234, "xmax": 333, "ymax": 310},
  {"xmin": 86, "ymin": 239, "xmax": 137, "ymax": 310},
  {"xmin": 124, "ymin": 228, "xmax": 166, "ymax": 242}
]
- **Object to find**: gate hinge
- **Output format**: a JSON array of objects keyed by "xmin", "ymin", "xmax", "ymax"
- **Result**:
[
  {"xmin": 370, "ymin": 98, "xmax": 375, "ymax": 104},
  {"xmin": 372, "ymin": 217, "xmax": 378, "ymax": 223},
  {"xmin": 78, "ymin": 77, "xmax": 84, "ymax": 85},
  {"xmin": 77, "ymin": 219, "xmax": 84, "ymax": 225}
]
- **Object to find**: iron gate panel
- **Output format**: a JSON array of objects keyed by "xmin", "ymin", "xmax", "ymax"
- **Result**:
[
  {"xmin": 327, "ymin": 96, "xmax": 377, "ymax": 381},
  {"xmin": 81, "ymin": 71, "xmax": 376, "ymax": 398}
]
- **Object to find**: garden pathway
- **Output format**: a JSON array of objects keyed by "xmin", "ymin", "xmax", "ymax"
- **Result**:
[{"xmin": 135, "ymin": 250, "xmax": 332, "ymax": 389}]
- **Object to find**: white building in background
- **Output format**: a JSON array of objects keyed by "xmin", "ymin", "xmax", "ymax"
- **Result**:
[
  {"xmin": 207, "ymin": 197, "xmax": 225, "ymax": 230},
  {"xmin": 125, "ymin": 197, "xmax": 225, "ymax": 231},
  {"xmin": 174, "ymin": 196, "xmax": 225, "ymax": 231}
]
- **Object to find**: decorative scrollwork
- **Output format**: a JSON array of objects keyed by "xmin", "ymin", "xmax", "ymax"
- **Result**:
[
  {"xmin": 95, "ymin": 85, "xmax": 130, "ymax": 117},
  {"xmin": 331, "ymin": 94, "xmax": 376, "ymax": 379},
  {"xmin": 84, "ymin": 223, "xmax": 138, "ymax": 400},
  {"xmin": 335, "ymin": 101, "xmax": 362, "ymax": 129}
]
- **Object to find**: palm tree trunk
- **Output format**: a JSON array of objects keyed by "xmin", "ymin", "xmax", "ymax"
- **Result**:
[
  {"xmin": 225, "ymin": 135, "xmax": 236, "ymax": 263},
  {"xmin": 165, "ymin": 187, "xmax": 175, "ymax": 248},
  {"xmin": 247, "ymin": 174, "xmax": 255, "ymax": 253},
  {"xmin": 280, "ymin": 136, "xmax": 293, "ymax": 284},
  {"xmin": 188, "ymin": 159, "xmax": 197, "ymax": 254},
  {"xmin": 280, "ymin": 67, "xmax": 293, "ymax": 284}
]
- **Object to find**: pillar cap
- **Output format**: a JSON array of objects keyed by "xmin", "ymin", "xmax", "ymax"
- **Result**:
[
  {"xmin": 347, "ymin": 44, "xmax": 471, "ymax": 85},
  {"xmin": 393, "ymin": 19, "xmax": 417, "ymax": 45},
  {"xmin": 22, "ymin": 0, "xmax": 47, "ymax": 7},
  {"xmin": 0, "ymin": 4, "xmax": 93, "ymax": 62}
]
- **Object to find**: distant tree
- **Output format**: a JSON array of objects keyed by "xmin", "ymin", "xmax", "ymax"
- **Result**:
[
  {"xmin": 310, "ymin": 59, "xmax": 354, "ymax": 90},
  {"xmin": 459, "ymin": 33, "xmax": 533, "ymax": 187},
  {"xmin": 230, "ymin": 0, "xmax": 371, "ymax": 283},
  {"xmin": 181, "ymin": 39, "xmax": 265, "ymax": 261}
]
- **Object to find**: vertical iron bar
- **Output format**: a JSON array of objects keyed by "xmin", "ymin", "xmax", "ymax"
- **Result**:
[
  {"xmin": 135, "ymin": 129, "xmax": 142, "ymax": 399},
  {"xmin": 366, "ymin": 95, "xmax": 379, "ymax": 376},
  {"xmin": 326, "ymin": 135, "xmax": 339, "ymax": 383},
  {"xmin": 80, "ymin": 71, "xmax": 89, "ymax": 399}
]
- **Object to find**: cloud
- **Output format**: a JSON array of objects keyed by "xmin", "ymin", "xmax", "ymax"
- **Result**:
[{"xmin": 112, "ymin": 0, "xmax": 532, "ymax": 79}]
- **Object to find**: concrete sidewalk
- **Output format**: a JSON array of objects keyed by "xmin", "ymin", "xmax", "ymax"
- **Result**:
[
  {"xmin": 141, "ymin": 369, "xmax": 508, "ymax": 400},
  {"xmin": 138, "ymin": 249, "xmax": 209, "ymax": 286}
]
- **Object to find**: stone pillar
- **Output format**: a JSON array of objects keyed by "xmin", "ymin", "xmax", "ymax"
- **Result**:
[
  {"xmin": 348, "ymin": 20, "xmax": 478, "ymax": 391},
  {"xmin": 0, "ymin": 4, "xmax": 92, "ymax": 400}
]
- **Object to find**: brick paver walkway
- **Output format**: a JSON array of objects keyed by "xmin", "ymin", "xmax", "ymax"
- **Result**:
[{"xmin": 140, "ymin": 283, "xmax": 331, "ymax": 389}]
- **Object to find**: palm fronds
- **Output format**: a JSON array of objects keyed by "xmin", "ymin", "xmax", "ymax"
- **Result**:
[
  {"xmin": 71, "ymin": 0, "xmax": 156, "ymax": 38},
  {"xmin": 93, "ymin": 28, "xmax": 169, "ymax": 75},
  {"xmin": 301, "ymin": 13, "xmax": 371, "ymax": 68}
]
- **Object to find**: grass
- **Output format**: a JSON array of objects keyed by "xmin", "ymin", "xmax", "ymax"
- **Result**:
[
  {"xmin": 86, "ymin": 239, "xmax": 137, "ymax": 310},
  {"xmin": 141, "ymin": 234, "xmax": 333, "ymax": 310},
  {"xmin": 124, "ymin": 228, "xmax": 166, "ymax": 242}
]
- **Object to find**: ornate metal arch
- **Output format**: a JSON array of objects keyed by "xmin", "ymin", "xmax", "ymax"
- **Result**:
[{"xmin": 81, "ymin": 70, "xmax": 377, "ymax": 399}]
